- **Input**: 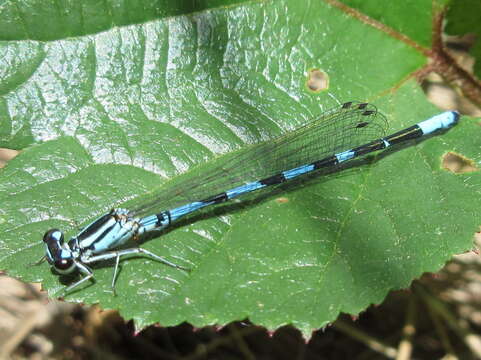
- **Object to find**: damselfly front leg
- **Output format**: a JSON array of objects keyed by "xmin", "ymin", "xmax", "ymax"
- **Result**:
[
  {"xmin": 82, "ymin": 247, "xmax": 190, "ymax": 294},
  {"xmin": 64, "ymin": 261, "xmax": 94, "ymax": 292}
]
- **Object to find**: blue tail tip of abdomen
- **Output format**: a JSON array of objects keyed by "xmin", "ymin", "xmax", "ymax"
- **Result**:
[
  {"xmin": 451, "ymin": 110, "xmax": 461, "ymax": 124},
  {"xmin": 418, "ymin": 110, "xmax": 460, "ymax": 135},
  {"xmin": 437, "ymin": 110, "xmax": 460, "ymax": 128}
]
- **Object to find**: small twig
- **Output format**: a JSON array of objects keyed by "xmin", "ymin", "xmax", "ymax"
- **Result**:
[
  {"xmin": 396, "ymin": 296, "xmax": 417, "ymax": 360},
  {"xmin": 333, "ymin": 319, "xmax": 397, "ymax": 359},
  {"xmin": 183, "ymin": 325, "xmax": 260, "ymax": 360},
  {"xmin": 425, "ymin": 297, "xmax": 458, "ymax": 360},
  {"xmin": 228, "ymin": 323, "xmax": 256, "ymax": 360},
  {"xmin": 414, "ymin": 283, "xmax": 481, "ymax": 359}
]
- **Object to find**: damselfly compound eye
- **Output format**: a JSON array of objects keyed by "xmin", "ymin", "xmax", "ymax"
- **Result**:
[
  {"xmin": 54, "ymin": 258, "xmax": 75, "ymax": 273},
  {"xmin": 43, "ymin": 229, "xmax": 64, "ymax": 244}
]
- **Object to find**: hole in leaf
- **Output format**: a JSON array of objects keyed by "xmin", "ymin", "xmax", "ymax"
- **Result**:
[
  {"xmin": 0, "ymin": 148, "xmax": 19, "ymax": 168},
  {"xmin": 306, "ymin": 69, "xmax": 329, "ymax": 92},
  {"xmin": 442, "ymin": 152, "xmax": 478, "ymax": 173}
]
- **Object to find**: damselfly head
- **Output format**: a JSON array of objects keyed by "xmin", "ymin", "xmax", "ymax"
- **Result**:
[{"xmin": 43, "ymin": 229, "xmax": 76, "ymax": 274}]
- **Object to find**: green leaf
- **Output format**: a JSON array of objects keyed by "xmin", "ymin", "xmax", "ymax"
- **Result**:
[
  {"xmin": 0, "ymin": 0, "xmax": 251, "ymax": 41},
  {"xmin": 340, "ymin": 0, "xmax": 433, "ymax": 47},
  {"xmin": 0, "ymin": 0, "xmax": 479, "ymax": 335}
]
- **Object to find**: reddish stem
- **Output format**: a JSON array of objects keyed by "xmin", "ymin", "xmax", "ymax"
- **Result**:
[{"xmin": 325, "ymin": 0, "xmax": 481, "ymax": 107}]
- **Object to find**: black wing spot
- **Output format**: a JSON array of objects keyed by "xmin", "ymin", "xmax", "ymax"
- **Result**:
[
  {"xmin": 362, "ymin": 110, "xmax": 375, "ymax": 116},
  {"xmin": 355, "ymin": 121, "xmax": 369, "ymax": 128}
]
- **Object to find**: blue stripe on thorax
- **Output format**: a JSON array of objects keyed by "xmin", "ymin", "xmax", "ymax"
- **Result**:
[
  {"xmin": 76, "ymin": 216, "xmax": 137, "ymax": 253},
  {"xmin": 77, "ymin": 216, "xmax": 120, "ymax": 250}
]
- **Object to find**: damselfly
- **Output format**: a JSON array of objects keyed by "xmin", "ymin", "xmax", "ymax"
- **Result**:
[{"xmin": 38, "ymin": 101, "xmax": 459, "ymax": 293}]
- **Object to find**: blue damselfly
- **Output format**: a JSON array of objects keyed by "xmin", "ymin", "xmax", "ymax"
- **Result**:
[{"xmin": 38, "ymin": 101, "xmax": 459, "ymax": 293}]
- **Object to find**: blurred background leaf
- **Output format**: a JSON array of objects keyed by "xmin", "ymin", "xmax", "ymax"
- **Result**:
[{"xmin": 444, "ymin": 0, "xmax": 481, "ymax": 79}]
